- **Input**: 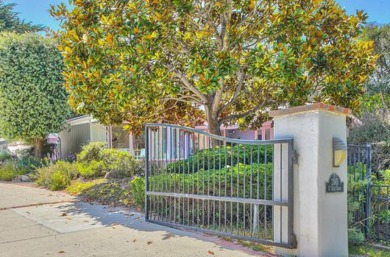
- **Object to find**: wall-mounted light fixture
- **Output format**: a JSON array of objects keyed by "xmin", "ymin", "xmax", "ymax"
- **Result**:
[{"xmin": 333, "ymin": 137, "xmax": 347, "ymax": 167}]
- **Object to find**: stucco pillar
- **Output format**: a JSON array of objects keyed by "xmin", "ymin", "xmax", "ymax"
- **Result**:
[{"xmin": 270, "ymin": 103, "xmax": 350, "ymax": 257}]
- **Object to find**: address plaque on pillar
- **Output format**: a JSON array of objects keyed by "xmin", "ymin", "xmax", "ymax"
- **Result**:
[{"xmin": 326, "ymin": 173, "xmax": 344, "ymax": 193}]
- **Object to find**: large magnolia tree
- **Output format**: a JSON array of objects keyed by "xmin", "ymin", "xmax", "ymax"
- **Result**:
[
  {"xmin": 52, "ymin": 0, "xmax": 376, "ymax": 135},
  {"xmin": 0, "ymin": 33, "xmax": 70, "ymax": 157}
]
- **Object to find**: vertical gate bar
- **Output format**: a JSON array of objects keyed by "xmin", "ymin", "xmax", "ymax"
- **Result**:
[
  {"xmin": 250, "ymin": 145, "xmax": 253, "ymax": 237},
  {"xmin": 208, "ymin": 136, "xmax": 211, "ymax": 228},
  {"xmin": 145, "ymin": 126, "xmax": 150, "ymax": 220},
  {"xmin": 218, "ymin": 139, "xmax": 222, "ymax": 231},
  {"xmin": 152, "ymin": 130, "xmax": 156, "ymax": 220},
  {"xmin": 224, "ymin": 139, "xmax": 227, "ymax": 231},
  {"xmin": 202, "ymin": 134, "xmax": 206, "ymax": 227},
  {"xmin": 187, "ymin": 132, "xmax": 190, "ymax": 226},
  {"xmin": 165, "ymin": 127, "xmax": 169, "ymax": 222},
  {"xmin": 173, "ymin": 128, "xmax": 177, "ymax": 223},
  {"xmin": 280, "ymin": 143, "xmax": 283, "ymax": 242},
  {"xmin": 377, "ymin": 187, "xmax": 380, "ymax": 240},
  {"xmin": 169, "ymin": 127, "xmax": 173, "ymax": 222},
  {"xmin": 287, "ymin": 140, "xmax": 294, "ymax": 246},
  {"xmin": 386, "ymin": 186, "xmax": 389, "ymax": 241},
  {"xmin": 179, "ymin": 129, "xmax": 182, "ymax": 224},
  {"xmin": 237, "ymin": 145, "xmax": 240, "ymax": 235},
  {"xmin": 365, "ymin": 144, "xmax": 372, "ymax": 237},
  {"xmin": 157, "ymin": 127, "xmax": 161, "ymax": 222},
  {"xmin": 231, "ymin": 143, "xmax": 234, "ymax": 234},
  {"xmin": 192, "ymin": 132, "xmax": 195, "ymax": 227},
  {"xmin": 353, "ymin": 148, "xmax": 356, "ymax": 181},
  {"xmin": 243, "ymin": 145, "xmax": 246, "ymax": 235},
  {"xmin": 213, "ymin": 136, "xmax": 216, "ymax": 227},
  {"xmin": 264, "ymin": 144, "xmax": 268, "ymax": 238},
  {"xmin": 197, "ymin": 133, "xmax": 200, "ymax": 227},
  {"xmin": 183, "ymin": 131, "xmax": 186, "ymax": 225}
]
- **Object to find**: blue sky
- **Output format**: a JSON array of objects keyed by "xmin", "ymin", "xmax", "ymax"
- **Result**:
[{"xmin": 4, "ymin": 0, "xmax": 390, "ymax": 31}]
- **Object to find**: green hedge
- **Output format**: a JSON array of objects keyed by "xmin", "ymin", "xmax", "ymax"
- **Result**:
[{"xmin": 166, "ymin": 144, "xmax": 273, "ymax": 174}]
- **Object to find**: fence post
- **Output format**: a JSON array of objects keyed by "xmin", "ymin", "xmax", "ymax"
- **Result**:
[
  {"xmin": 365, "ymin": 144, "xmax": 372, "ymax": 237},
  {"xmin": 270, "ymin": 103, "xmax": 350, "ymax": 257}
]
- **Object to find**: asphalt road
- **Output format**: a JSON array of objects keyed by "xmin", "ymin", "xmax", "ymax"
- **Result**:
[{"xmin": 0, "ymin": 182, "xmax": 271, "ymax": 257}]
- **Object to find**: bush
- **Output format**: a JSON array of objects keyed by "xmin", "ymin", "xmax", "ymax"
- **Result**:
[
  {"xmin": 0, "ymin": 161, "xmax": 28, "ymax": 181},
  {"xmin": 348, "ymin": 229, "xmax": 365, "ymax": 246},
  {"xmin": 130, "ymin": 176, "xmax": 145, "ymax": 209},
  {"xmin": 101, "ymin": 149, "xmax": 143, "ymax": 178},
  {"xmin": 77, "ymin": 142, "xmax": 106, "ymax": 163},
  {"xmin": 76, "ymin": 143, "xmax": 143, "ymax": 179},
  {"xmin": 36, "ymin": 161, "xmax": 79, "ymax": 190},
  {"xmin": 166, "ymin": 144, "xmax": 273, "ymax": 174},
  {"xmin": 16, "ymin": 155, "xmax": 46, "ymax": 172},
  {"xmin": 77, "ymin": 160, "xmax": 105, "ymax": 178},
  {"xmin": 151, "ymin": 163, "xmax": 273, "ymax": 199}
]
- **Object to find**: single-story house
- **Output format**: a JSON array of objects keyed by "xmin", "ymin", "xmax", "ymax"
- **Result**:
[{"xmin": 59, "ymin": 115, "xmax": 274, "ymax": 161}]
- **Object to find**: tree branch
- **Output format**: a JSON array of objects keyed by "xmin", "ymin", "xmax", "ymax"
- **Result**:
[
  {"xmin": 219, "ymin": 99, "xmax": 270, "ymax": 123},
  {"xmin": 164, "ymin": 95, "xmax": 203, "ymax": 105},
  {"xmin": 218, "ymin": 67, "xmax": 246, "ymax": 115},
  {"xmin": 165, "ymin": 64, "xmax": 208, "ymax": 104}
]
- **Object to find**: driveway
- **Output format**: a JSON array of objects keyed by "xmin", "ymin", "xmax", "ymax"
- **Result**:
[{"xmin": 0, "ymin": 183, "xmax": 272, "ymax": 257}]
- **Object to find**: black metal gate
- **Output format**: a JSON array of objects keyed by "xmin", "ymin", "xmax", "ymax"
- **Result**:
[
  {"xmin": 145, "ymin": 124, "xmax": 295, "ymax": 248},
  {"xmin": 347, "ymin": 144, "xmax": 372, "ymax": 237},
  {"xmin": 371, "ymin": 184, "xmax": 389, "ymax": 242},
  {"xmin": 347, "ymin": 144, "xmax": 390, "ymax": 242}
]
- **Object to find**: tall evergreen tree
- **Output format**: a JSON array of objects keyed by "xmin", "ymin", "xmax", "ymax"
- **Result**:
[{"xmin": 0, "ymin": 0, "xmax": 44, "ymax": 33}]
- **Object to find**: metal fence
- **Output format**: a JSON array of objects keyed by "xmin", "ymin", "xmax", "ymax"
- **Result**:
[
  {"xmin": 347, "ymin": 144, "xmax": 390, "ymax": 243},
  {"xmin": 347, "ymin": 144, "xmax": 372, "ymax": 237},
  {"xmin": 371, "ymin": 184, "xmax": 389, "ymax": 242},
  {"xmin": 144, "ymin": 124, "xmax": 295, "ymax": 248}
]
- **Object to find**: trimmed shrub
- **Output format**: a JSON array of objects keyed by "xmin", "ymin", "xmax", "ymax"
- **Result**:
[
  {"xmin": 130, "ymin": 176, "xmax": 145, "ymax": 209},
  {"xmin": 166, "ymin": 144, "xmax": 273, "ymax": 174},
  {"xmin": 36, "ymin": 161, "xmax": 79, "ymax": 190},
  {"xmin": 151, "ymin": 163, "xmax": 273, "ymax": 199}
]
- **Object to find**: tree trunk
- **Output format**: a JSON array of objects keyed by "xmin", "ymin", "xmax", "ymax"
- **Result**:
[
  {"xmin": 205, "ymin": 105, "xmax": 221, "ymax": 136},
  {"xmin": 205, "ymin": 104, "xmax": 221, "ymax": 148},
  {"xmin": 34, "ymin": 138, "xmax": 43, "ymax": 159}
]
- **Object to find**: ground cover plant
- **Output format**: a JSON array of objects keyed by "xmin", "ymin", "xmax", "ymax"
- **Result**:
[
  {"xmin": 33, "ymin": 142, "xmax": 144, "ymax": 209},
  {"xmin": 0, "ymin": 151, "xmax": 44, "ymax": 181}
]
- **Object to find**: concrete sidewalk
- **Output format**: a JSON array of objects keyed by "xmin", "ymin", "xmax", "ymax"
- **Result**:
[{"xmin": 0, "ymin": 183, "xmax": 272, "ymax": 257}]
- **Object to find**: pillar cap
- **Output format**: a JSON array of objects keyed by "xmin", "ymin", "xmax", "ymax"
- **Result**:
[{"xmin": 269, "ymin": 103, "xmax": 352, "ymax": 117}]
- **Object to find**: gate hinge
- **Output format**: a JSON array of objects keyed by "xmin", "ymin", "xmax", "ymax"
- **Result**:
[{"xmin": 292, "ymin": 150, "xmax": 299, "ymax": 165}]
